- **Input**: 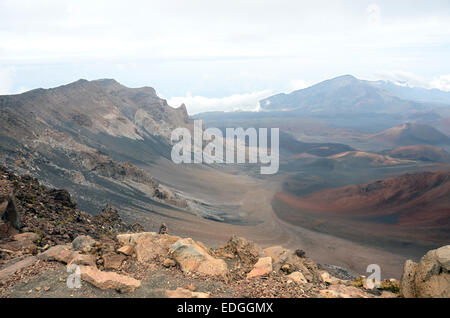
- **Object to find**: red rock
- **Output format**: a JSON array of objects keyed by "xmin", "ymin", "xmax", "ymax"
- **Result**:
[
  {"xmin": 247, "ymin": 257, "xmax": 273, "ymax": 278},
  {"xmin": 169, "ymin": 238, "xmax": 228, "ymax": 277},
  {"xmin": 79, "ymin": 265, "xmax": 141, "ymax": 293}
]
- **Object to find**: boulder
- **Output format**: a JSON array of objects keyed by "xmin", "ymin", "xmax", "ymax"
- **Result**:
[
  {"xmin": 169, "ymin": 238, "xmax": 228, "ymax": 277},
  {"xmin": 166, "ymin": 287, "xmax": 210, "ymax": 298},
  {"xmin": 287, "ymin": 271, "xmax": 307, "ymax": 284},
  {"xmin": 72, "ymin": 235, "xmax": 97, "ymax": 253},
  {"xmin": 414, "ymin": 245, "xmax": 450, "ymax": 298},
  {"xmin": 247, "ymin": 257, "xmax": 273, "ymax": 278},
  {"xmin": 79, "ymin": 265, "xmax": 141, "ymax": 293},
  {"xmin": 37, "ymin": 245, "xmax": 74, "ymax": 263},
  {"xmin": 117, "ymin": 232, "xmax": 180, "ymax": 262},
  {"xmin": 264, "ymin": 246, "xmax": 289, "ymax": 264}
]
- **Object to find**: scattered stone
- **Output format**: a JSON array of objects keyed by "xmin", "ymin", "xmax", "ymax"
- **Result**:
[
  {"xmin": 79, "ymin": 265, "xmax": 141, "ymax": 293},
  {"xmin": 72, "ymin": 235, "xmax": 97, "ymax": 253},
  {"xmin": 163, "ymin": 258, "xmax": 176, "ymax": 268},
  {"xmin": 247, "ymin": 257, "xmax": 273, "ymax": 279},
  {"xmin": 287, "ymin": 271, "xmax": 307, "ymax": 284}
]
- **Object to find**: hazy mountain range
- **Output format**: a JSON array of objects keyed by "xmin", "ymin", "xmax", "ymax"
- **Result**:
[{"xmin": 259, "ymin": 74, "xmax": 450, "ymax": 114}]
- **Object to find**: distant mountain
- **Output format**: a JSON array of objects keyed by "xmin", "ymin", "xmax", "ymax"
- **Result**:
[
  {"xmin": 275, "ymin": 171, "xmax": 450, "ymax": 244},
  {"xmin": 259, "ymin": 75, "xmax": 449, "ymax": 114},
  {"xmin": 384, "ymin": 145, "xmax": 450, "ymax": 163},
  {"xmin": 0, "ymin": 79, "xmax": 191, "ymax": 212},
  {"xmin": 370, "ymin": 123, "xmax": 450, "ymax": 147},
  {"xmin": 370, "ymin": 80, "xmax": 450, "ymax": 105}
]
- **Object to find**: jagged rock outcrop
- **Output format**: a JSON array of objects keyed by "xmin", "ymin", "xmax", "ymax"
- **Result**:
[
  {"xmin": 216, "ymin": 235, "xmax": 262, "ymax": 266},
  {"xmin": 264, "ymin": 245, "xmax": 320, "ymax": 282},
  {"xmin": 400, "ymin": 245, "xmax": 450, "ymax": 298}
]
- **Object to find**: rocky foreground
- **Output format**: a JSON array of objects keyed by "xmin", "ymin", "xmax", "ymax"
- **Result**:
[{"xmin": 0, "ymin": 167, "xmax": 449, "ymax": 298}]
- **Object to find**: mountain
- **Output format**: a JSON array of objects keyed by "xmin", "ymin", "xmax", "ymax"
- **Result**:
[
  {"xmin": 0, "ymin": 79, "xmax": 191, "ymax": 213},
  {"xmin": 274, "ymin": 171, "xmax": 450, "ymax": 246},
  {"xmin": 259, "ymin": 75, "xmax": 426, "ymax": 113},
  {"xmin": 384, "ymin": 145, "xmax": 450, "ymax": 163},
  {"xmin": 258, "ymin": 74, "xmax": 450, "ymax": 116},
  {"xmin": 370, "ymin": 123, "xmax": 450, "ymax": 147},
  {"xmin": 370, "ymin": 80, "xmax": 450, "ymax": 105}
]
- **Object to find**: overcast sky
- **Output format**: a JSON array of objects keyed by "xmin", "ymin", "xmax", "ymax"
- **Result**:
[{"xmin": 1, "ymin": 0, "xmax": 450, "ymax": 113}]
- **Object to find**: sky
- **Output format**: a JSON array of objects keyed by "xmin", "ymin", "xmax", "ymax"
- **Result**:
[{"xmin": 1, "ymin": 0, "xmax": 450, "ymax": 114}]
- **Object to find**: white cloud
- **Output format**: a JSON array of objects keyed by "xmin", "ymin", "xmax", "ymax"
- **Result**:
[
  {"xmin": 376, "ymin": 70, "xmax": 429, "ymax": 87},
  {"xmin": 431, "ymin": 75, "xmax": 450, "ymax": 92},
  {"xmin": 166, "ymin": 90, "xmax": 274, "ymax": 114},
  {"xmin": 376, "ymin": 70, "xmax": 450, "ymax": 92}
]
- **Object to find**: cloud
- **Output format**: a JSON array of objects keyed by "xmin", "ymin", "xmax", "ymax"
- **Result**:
[
  {"xmin": 431, "ymin": 75, "xmax": 450, "ymax": 92},
  {"xmin": 166, "ymin": 90, "xmax": 274, "ymax": 114},
  {"xmin": 376, "ymin": 70, "xmax": 450, "ymax": 92}
]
